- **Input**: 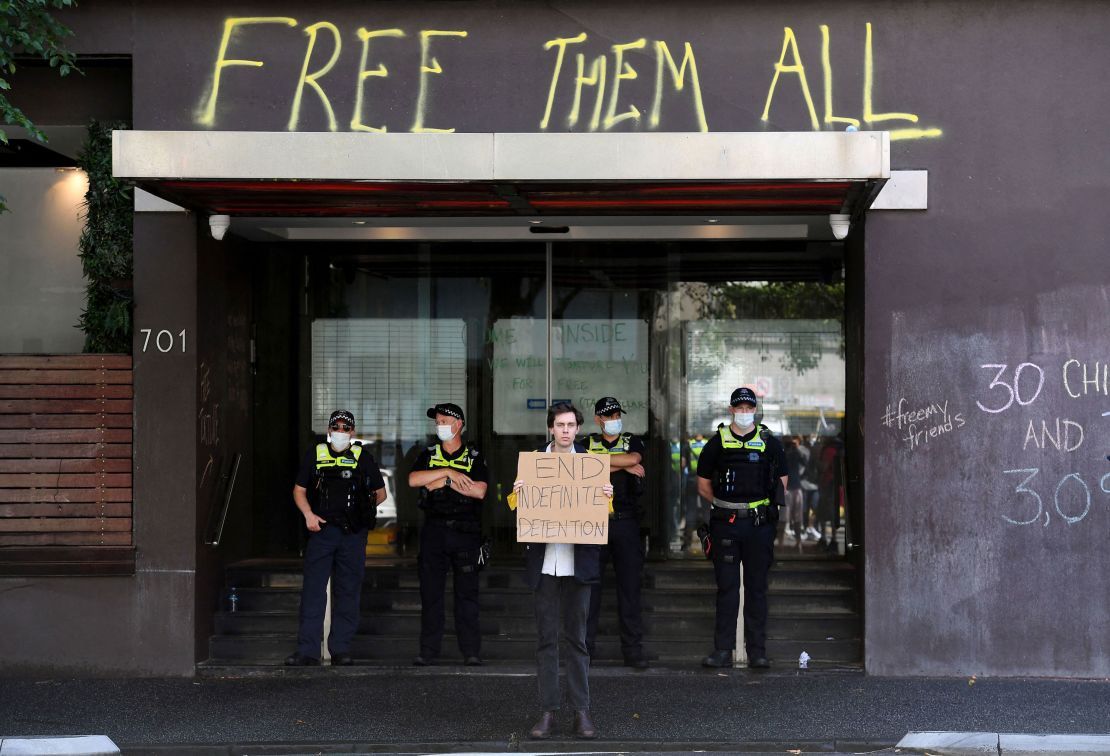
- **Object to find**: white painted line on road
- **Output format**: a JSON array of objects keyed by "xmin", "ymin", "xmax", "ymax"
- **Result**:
[
  {"xmin": 999, "ymin": 733, "xmax": 1110, "ymax": 754},
  {"xmin": 898, "ymin": 731, "xmax": 1110, "ymax": 755},
  {"xmin": 897, "ymin": 731, "xmax": 998, "ymax": 754},
  {"xmin": 0, "ymin": 735, "xmax": 120, "ymax": 755}
]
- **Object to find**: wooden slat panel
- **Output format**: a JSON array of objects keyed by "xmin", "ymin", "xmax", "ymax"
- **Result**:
[
  {"xmin": 0, "ymin": 370, "xmax": 133, "ymax": 385},
  {"xmin": 0, "ymin": 488, "xmax": 132, "ymax": 503},
  {"xmin": 0, "ymin": 458, "xmax": 131, "ymax": 473},
  {"xmin": 0, "ymin": 355, "xmax": 131, "ymax": 370},
  {"xmin": 0, "ymin": 399, "xmax": 132, "ymax": 414},
  {"xmin": 0, "ymin": 414, "xmax": 132, "ymax": 429},
  {"xmin": 0, "ymin": 384, "xmax": 132, "ymax": 399},
  {"xmin": 0, "ymin": 532, "xmax": 133, "ymax": 546},
  {"xmin": 0, "ymin": 517, "xmax": 132, "ymax": 532},
  {"xmin": 0, "ymin": 473, "xmax": 132, "ymax": 487},
  {"xmin": 0, "ymin": 443, "xmax": 132, "ymax": 458},
  {"xmin": 0, "ymin": 428, "xmax": 132, "ymax": 444},
  {"xmin": 0, "ymin": 502, "xmax": 132, "ymax": 517},
  {"xmin": 0, "ymin": 544, "xmax": 136, "ymax": 578}
]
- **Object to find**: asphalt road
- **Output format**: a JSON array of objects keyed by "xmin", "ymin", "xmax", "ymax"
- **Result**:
[{"xmin": 1, "ymin": 668, "xmax": 1108, "ymax": 749}]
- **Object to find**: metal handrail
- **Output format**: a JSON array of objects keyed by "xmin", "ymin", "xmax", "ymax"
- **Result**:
[{"xmin": 204, "ymin": 453, "xmax": 241, "ymax": 547}]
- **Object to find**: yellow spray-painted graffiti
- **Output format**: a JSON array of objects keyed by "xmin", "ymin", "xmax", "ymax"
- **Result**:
[
  {"xmin": 760, "ymin": 27, "xmax": 820, "ymax": 131},
  {"xmin": 195, "ymin": 17, "xmax": 942, "ymax": 141},
  {"xmin": 350, "ymin": 28, "xmax": 405, "ymax": 133},
  {"xmin": 650, "ymin": 41, "xmax": 708, "ymax": 133},
  {"xmin": 542, "ymin": 33, "xmax": 709, "ymax": 132},
  {"xmin": 196, "ymin": 17, "xmax": 468, "ymax": 133},
  {"xmin": 412, "ymin": 30, "xmax": 468, "ymax": 133},
  {"xmin": 288, "ymin": 21, "xmax": 342, "ymax": 132},
  {"xmin": 761, "ymin": 23, "xmax": 942, "ymax": 141},
  {"xmin": 198, "ymin": 17, "xmax": 298, "ymax": 127}
]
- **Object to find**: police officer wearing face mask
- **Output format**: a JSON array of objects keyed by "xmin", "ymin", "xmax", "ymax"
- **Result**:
[
  {"xmin": 584, "ymin": 397, "xmax": 649, "ymax": 669},
  {"xmin": 285, "ymin": 410, "xmax": 386, "ymax": 666},
  {"xmin": 695, "ymin": 388, "xmax": 787, "ymax": 669},
  {"xmin": 409, "ymin": 403, "xmax": 489, "ymax": 666}
]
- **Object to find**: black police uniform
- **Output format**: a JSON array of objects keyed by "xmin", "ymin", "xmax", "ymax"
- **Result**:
[
  {"xmin": 584, "ymin": 432, "xmax": 646, "ymax": 663},
  {"xmin": 293, "ymin": 442, "xmax": 385, "ymax": 660},
  {"xmin": 414, "ymin": 441, "xmax": 489, "ymax": 660},
  {"xmin": 695, "ymin": 424, "xmax": 785, "ymax": 660}
]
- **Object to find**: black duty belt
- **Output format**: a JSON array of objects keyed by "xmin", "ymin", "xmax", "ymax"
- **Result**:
[
  {"xmin": 609, "ymin": 509, "xmax": 640, "ymax": 521},
  {"xmin": 427, "ymin": 518, "xmax": 481, "ymax": 533},
  {"xmin": 710, "ymin": 504, "xmax": 769, "ymax": 521}
]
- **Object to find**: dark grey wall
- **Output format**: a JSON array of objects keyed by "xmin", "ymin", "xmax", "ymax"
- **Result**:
[
  {"xmin": 194, "ymin": 227, "xmax": 256, "ymax": 660},
  {"xmin": 0, "ymin": 214, "xmax": 198, "ymax": 676},
  {"xmin": 859, "ymin": 2, "xmax": 1110, "ymax": 677},
  {"xmin": 25, "ymin": 0, "xmax": 1107, "ymax": 676}
]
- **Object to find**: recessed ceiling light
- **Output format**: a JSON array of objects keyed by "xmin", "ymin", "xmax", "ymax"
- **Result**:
[
  {"xmin": 353, "ymin": 221, "xmax": 366, "ymax": 225},
  {"xmin": 529, "ymin": 220, "xmax": 543, "ymax": 225},
  {"xmin": 705, "ymin": 218, "xmax": 719, "ymax": 223}
]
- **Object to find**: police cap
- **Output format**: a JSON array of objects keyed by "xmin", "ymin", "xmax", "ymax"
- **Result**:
[
  {"xmin": 730, "ymin": 387, "xmax": 758, "ymax": 407},
  {"xmin": 329, "ymin": 410, "xmax": 356, "ymax": 427},
  {"xmin": 427, "ymin": 402, "xmax": 465, "ymax": 423},
  {"xmin": 594, "ymin": 396, "xmax": 624, "ymax": 416}
]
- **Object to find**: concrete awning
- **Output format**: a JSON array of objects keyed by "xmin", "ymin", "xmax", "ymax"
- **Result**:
[{"xmin": 113, "ymin": 131, "xmax": 889, "ymax": 241}]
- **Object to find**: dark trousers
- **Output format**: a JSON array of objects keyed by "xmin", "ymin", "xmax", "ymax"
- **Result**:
[
  {"xmin": 297, "ymin": 523, "xmax": 369, "ymax": 657},
  {"xmin": 710, "ymin": 516, "xmax": 775, "ymax": 656},
  {"xmin": 535, "ymin": 574, "xmax": 591, "ymax": 712},
  {"xmin": 418, "ymin": 520, "xmax": 481, "ymax": 658},
  {"xmin": 585, "ymin": 516, "xmax": 644, "ymax": 658}
]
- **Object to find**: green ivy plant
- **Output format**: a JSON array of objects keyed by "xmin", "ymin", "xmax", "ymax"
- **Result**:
[
  {"xmin": 77, "ymin": 120, "xmax": 133, "ymax": 353},
  {"xmin": 0, "ymin": 0, "xmax": 79, "ymax": 213}
]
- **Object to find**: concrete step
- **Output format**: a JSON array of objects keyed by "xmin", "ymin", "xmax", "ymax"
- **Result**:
[
  {"xmin": 213, "ymin": 610, "xmax": 861, "ymax": 640},
  {"xmin": 206, "ymin": 633, "xmax": 863, "ymax": 664},
  {"xmin": 229, "ymin": 584, "xmax": 857, "ymax": 615}
]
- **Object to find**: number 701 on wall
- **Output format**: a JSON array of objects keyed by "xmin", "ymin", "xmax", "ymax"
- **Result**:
[{"xmin": 139, "ymin": 328, "xmax": 187, "ymax": 353}]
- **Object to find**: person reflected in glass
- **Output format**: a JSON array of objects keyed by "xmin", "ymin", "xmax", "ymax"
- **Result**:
[{"xmin": 780, "ymin": 435, "xmax": 805, "ymax": 552}]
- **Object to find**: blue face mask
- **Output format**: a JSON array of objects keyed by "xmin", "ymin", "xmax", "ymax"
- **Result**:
[{"xmin": 603, "ymin": 419, "xmax": 623, "ymax": 435}]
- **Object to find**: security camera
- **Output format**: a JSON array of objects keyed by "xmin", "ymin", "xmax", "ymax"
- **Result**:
[
  {"xmin": 209, "ymin": 214, "xmax": 231, "ymax": 241},
  {"xmin": 829, "ymin": 213, "xmax": 850, "ymax": 240}
]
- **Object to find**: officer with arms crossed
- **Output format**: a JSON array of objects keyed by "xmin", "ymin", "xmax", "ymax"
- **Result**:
[
  {"xmin": 511, "ymin": 403, "xmax": 613, "ymax": 740},
  {"xmin": 286, "ymin": 410, "xmax": 386, "ymax": 666},
  {"xmin": 695, "ymin": 388, "xmax": 787, "ymax": 669},
  {"xmin": 584, "ymin": 396, "xmax": 649, "ymax": 669},
  {"xmin": 408, "ymin": 403, "xmax": 489, "ymax": 666}
]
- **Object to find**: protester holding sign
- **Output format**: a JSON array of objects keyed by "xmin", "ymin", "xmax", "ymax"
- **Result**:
[{"xmin": 508, "ymin": 402, "xmax": 612, "ymax": 740}]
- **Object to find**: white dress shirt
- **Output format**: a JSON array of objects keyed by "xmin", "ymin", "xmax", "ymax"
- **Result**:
[{"xmin": 540, "ymin": 441, "xmax": 576, "ymax": 577}]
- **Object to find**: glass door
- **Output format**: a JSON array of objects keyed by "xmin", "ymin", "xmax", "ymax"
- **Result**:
[{"xmin": 552, "ymin": 241, "xmax": 847, "ymax": 558}]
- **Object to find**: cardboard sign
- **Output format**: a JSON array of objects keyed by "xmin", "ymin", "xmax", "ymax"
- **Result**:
[{"xmin": 514, "ymin": 452, "xmax": 610, "ymax": 545}]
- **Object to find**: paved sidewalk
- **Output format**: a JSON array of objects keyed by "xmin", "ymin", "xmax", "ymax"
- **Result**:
[{"xmin": 1, "ymin": 666, "xmax": 1108, "ymax": 753}]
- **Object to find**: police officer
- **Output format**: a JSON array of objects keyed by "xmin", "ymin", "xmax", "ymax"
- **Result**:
[
  {"xmin": 584, "ymin": 397, "xmax": 649, "ymax": 669},
  {"xmin": 285, "ymin": 410, "xmax": 386, "ymax": 666},
  {"xmin": 695, "ymin": 388, "xmax": 787, "ymax": 669},
  {"xmin": 409, "ymin": 403, "xmax": 489, "ymax": 666}
]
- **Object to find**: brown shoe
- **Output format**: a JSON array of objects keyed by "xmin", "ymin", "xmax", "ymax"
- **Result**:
[
  {"xmin": 574, "ymin": 709, "xmax": 598, "ymax": 739},
  {"xmin": 529, "ymin": 710, "xmax": 556, "ymax": 740}
]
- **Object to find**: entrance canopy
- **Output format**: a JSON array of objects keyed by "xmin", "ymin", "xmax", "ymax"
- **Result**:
[{"xmin": 113, "ymin": 131, "xmax": 888, "ymax": 241}]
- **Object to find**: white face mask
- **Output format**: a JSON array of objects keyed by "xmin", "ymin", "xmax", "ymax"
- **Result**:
[
  {"xmin": 603, "ymin": 419, "xmax": 623, "ymax": 435},
  {"xmin": 733, "ymin": 412, "xmax": 756, "ymax": 428},
  {"xmin": 436, "ymin": 424, "xmax": 457, "ymax": 442},
  {"xmin": 328, "ymin": 432, "xmax": 351, "ymax": 452}
]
